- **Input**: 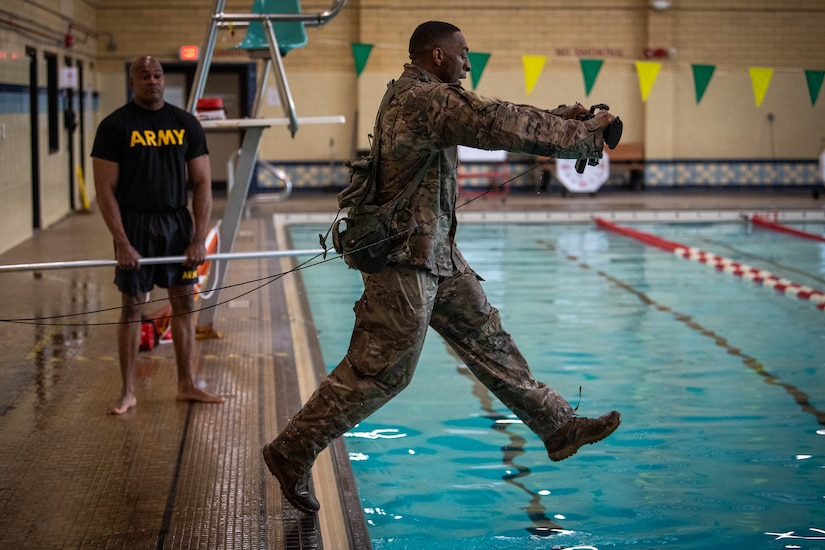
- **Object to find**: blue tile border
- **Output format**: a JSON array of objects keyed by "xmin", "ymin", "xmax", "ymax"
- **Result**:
[
  {"xmin": 254, "ymin": 158, "xmax": 823, "ymax": 192},
  {"xmin": 645, "ymin": 159, "xmax": 820, "ymax": 187}
]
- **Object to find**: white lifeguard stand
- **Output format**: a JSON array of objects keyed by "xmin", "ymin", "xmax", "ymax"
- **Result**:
[
  {"xmin": 188, "ymin": 0, "xmax": 348, "ymax": 333},
  {"xmin": 457, "ymin": 146, "xmax": 510, "ymax": 198}
]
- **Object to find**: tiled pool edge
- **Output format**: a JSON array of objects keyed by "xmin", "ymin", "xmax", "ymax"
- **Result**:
[{"xmin": 273, "ymin": 209, "xmax": 825, "ymax": 226}]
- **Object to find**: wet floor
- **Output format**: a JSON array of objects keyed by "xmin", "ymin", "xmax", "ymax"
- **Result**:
[{"xmin": 0, "ymin": 201, "xmax": 367, "ymax": 550}]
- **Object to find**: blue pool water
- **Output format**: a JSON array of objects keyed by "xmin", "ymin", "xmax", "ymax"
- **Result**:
[{"xmin": 289, "ymin": 220, "xmax": 825, "ymax": 550}]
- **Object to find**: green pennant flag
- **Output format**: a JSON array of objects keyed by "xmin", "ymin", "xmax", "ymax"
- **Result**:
[
  {"xmin": 351, "ymin": 43, "xmax": 373, "ymax": 77},
  {"xmin": 805, "ymin": 69, "xmax": 825, "ymax": 106},
  {"xmin": 467, "ymin": 52, "xmax": 491, "ymax": 90},
  {"xmin": 691, "ymin": 64, "xmax": 716, "ymax": 104},
  {"xmin": 579, "ymin": 58, "xmax": 603, "ymax": 96}
]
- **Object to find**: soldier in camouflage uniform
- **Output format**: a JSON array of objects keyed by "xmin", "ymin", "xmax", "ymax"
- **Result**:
[{"xmin": 264, "ymin": 21, "xmax": 622, "ymax": 514}]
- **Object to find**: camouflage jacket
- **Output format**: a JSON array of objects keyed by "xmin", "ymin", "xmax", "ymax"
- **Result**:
[{"xmin": 376, "ymin": 64, "xmax": 604, "ymax": 276}]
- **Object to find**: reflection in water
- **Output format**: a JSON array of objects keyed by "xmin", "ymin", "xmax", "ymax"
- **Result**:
[
  {"xmin": 764, "ymin": 527, "xmax": 825, "ymax": 542},
  {"xmin": 28, "ymin": 319, "xmax": 88, "ymax": 421},
  {"xmin": 23, "ymin": 276, "xmax": 97, "ymax": 422},
  {"xmin": 454, "ymin": 360, "xmax": 565, "ymax": 537}
]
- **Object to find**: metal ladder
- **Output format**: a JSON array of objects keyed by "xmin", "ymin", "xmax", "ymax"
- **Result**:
[{"xmin": 187, "ymin": 0, "xmax": 348, "ymax": 334}]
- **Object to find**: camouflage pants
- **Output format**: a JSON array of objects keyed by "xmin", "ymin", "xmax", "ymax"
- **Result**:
[{"xmin": 271, "ymin": 265, "xmax": 575, "ymax": 467}]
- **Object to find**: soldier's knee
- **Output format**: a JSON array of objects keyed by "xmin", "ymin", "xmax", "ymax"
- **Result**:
[
  {"xmin": 374, "ymin": 362, "xmax": 415, "ymax": 394},
  {"xmin": 346, "ymin": 354, "xmax": 415, "ymax": 396}
]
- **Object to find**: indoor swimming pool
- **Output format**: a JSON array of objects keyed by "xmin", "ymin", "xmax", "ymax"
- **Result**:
[{"xmin": 288, "ymin": 219, "xmax": 825, "ymax": 550}]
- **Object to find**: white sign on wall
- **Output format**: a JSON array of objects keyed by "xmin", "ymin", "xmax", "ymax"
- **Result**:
[
  {"xmin": 556, "ymin": 153, "xmax": 610, "ymax": 194},
  {"xmin": 59, "ymin": 67, "xmax": 78, "ymax": 90}
]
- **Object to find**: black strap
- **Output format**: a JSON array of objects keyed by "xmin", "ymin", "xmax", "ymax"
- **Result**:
[
  {"xmin": 371, "ymin": 80, "xmax": 437, "ymax": 208},
  {"xmin": 320, "ymin": 80, "xmax": 437, "ymax": 256}
]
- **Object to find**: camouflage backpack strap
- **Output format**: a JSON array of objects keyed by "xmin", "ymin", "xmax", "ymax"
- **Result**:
[
  {"xmin": 320, "ymin": 81, "xmax": 398, "ymax": 255},
  {"xmin": 335, "ymin": 80, "xmax": 396, "ymax": 210}
]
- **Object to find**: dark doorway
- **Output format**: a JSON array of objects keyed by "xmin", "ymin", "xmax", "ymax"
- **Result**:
[{"xmin": 27, "ymin": 46, "xmax": 41, "ymax": 230}]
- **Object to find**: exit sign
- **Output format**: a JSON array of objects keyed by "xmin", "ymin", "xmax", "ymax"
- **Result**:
[{"xmin": 179, "ymin": 45, "xmax": 199, "ymax": 61}]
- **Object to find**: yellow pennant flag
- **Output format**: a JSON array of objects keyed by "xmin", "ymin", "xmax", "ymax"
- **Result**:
[
  {"xmin": 522, "ymin": 55, "xmax": 546, "ymax": 95},
  {"xmin": 749, "ymin": 67, "xmax": 774, "ymax": 107},
  {"xmin": 635, "ymin": 61, "xmax": 662, "ymax": 102}
]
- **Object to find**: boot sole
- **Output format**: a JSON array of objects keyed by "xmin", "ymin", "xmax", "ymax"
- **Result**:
[
  {"xmin": 262, "ymin": 444, "xmax": 320, "ymax": 514},
  {"xmin": 548, "ymin": 412, "xmax": 622, "ymax": 462}
]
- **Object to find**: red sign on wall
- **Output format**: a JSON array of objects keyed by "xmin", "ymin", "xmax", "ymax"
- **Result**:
[{"xmin": 179, "ymin": 45, "xmax": 199, "ymax": 61}]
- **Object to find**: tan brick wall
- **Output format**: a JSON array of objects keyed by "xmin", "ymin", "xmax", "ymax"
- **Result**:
[
  {"xmin": 84, "ymin": 0, "xmax": 825, "ymax": 159},
  {"xmin": 0, "ymin": 0, "xmax": 97, "ymax": 251},
  {"xmin": 1, "ymin": 0, "xmax": 824, "ymax": 253}
]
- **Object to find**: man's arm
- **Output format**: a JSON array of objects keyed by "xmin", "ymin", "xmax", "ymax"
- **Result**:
[
  {"xmin": 550, "ymin": 102, "xmax": 589, "ymax": 120},
  {"xmin": 92, "ymin": 157, "xmax": 141, "ymax": 269},
  {"xmin": 431, "ymin": 86, "xmax": 613, "ymax": 158},
  {"xmin": 184, "ymin": 154, "xmax": 213, "ymax": 266}
]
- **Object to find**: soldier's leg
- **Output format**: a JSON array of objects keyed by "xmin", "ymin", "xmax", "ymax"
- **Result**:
[
  {"xmin": 430, "ymin": 272, "xmax": 620, "ymax": 461},
  {"xmin": 430, "ymin": 272, "xmax": 575, "ymax": 438},
  {"xmin": 264, "ymin": 266, "xmax": 438, "ymax": 511}
]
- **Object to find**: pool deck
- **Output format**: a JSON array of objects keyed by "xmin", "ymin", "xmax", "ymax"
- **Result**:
[{"xmin": 0, "ymin": 189, "xmax": 823, "ymax": 550}]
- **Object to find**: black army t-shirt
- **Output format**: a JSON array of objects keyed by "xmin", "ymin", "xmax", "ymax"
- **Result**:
[{"xmin": 91, "ymin": 101, "xmax": 208, "ymax": 213}]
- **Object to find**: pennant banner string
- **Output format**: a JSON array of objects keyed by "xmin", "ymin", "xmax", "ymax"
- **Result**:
[{"xmin": 342, "ymin": 40, "xmax": 822, "ymax": 109}]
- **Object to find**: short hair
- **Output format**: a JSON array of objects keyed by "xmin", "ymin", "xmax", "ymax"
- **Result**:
[
  {"xmin": 408, "ymin": 21, "xmax": 461, "ymax": 59},
  {"xmin": 129, "ymin": 56, "xmax": 162, "ymax": 78}
]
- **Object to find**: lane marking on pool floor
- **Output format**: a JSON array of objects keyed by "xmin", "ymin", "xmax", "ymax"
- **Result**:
[
  {"xmin": 594, "ymin": 217, "xmax": 825, "ymax": 311},
  {"xmin": 540, "ymin": 238, "xmax": 825, "ymax": 429}
]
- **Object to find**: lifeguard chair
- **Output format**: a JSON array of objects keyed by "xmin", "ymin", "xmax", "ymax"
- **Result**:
[
  {"xmin": 188, "ymin": 0, "xmax": 346, "ymax": 135},
  {"xmin": 187, "ymin": 0, "xmax": 347, "ymax": 333},
  {"xmin": 236, "ymin": 0, "xmax": 308, "ymax": 55}
]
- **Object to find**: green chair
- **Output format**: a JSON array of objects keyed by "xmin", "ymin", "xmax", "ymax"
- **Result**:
[{"xmin": 235, "ymin": 0, "xmax": 307, "ymax": 56}]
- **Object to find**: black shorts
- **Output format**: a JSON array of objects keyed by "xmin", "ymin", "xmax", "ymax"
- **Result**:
[{"xmin": 115, "ymin": 207, "xmax": 198, "ymax": 295}]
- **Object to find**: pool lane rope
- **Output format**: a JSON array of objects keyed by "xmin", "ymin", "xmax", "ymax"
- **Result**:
[
  {"xmin": 746, "ymin": 214, "xmax": 825, "ymax": 244},
  {"xmin": 594, "ymin": 217, "xmax": 825, "ymax": 311}
]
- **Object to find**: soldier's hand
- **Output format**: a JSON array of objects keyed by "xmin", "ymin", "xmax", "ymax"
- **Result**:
[
  {"xmin": 183, "ymin": 240, "xmax": 207, "ymax": 267},
  {"xmin": 566, "ymin": 102, "xmax": 589, "ymax": 120},
  {"xmin": 115, "ymin": 242, "xmax": 141, "ymax": 270}
]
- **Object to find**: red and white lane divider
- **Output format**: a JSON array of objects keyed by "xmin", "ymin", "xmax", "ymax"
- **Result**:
[
  {"xmin": 594, "ymin": 217, "xmax": 825, "ymax": 311},
  {"xmin": 746, "ymin": 214, "xmax": 825, "ymax": 244}
]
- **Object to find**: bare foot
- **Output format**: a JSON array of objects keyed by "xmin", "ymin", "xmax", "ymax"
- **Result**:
[
  {"xmin": 176, "ymin": 385, "xmax": 225, "ymax": 404},
  {"xmin": 108, "ymin": 394, "xmax": 137, "ymax": 415}
]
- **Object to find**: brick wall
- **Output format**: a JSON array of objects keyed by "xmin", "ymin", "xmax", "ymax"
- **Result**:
[{"xmin": 1, "ymin": 0, "xmax": 824, "ymax": 253}]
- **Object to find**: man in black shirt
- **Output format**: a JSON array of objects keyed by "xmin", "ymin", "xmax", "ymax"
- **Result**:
[{"xmin": 92, "ymin": 56, "xmax": 224, "ymax": 414}]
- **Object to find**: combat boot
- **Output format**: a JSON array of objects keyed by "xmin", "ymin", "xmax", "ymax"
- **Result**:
[
  {"xmin": 263, "ymin": 443, "xmax": 320, "ymax": 513},
  {"xmin": 543, "ymin": 411, "xmax": 621, "ymax": 461}
]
